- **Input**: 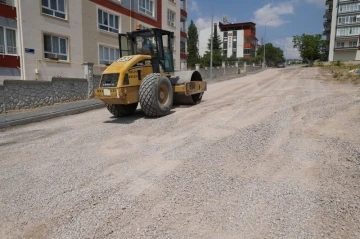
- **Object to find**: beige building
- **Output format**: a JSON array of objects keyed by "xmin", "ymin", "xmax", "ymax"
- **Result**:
[{"xmin": 0, "ymin": 0, "xmax": 188, "ymax": 81}]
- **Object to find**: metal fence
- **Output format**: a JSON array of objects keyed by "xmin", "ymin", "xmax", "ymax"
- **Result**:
[{"xmin": 0, "ymin": 45, "xmax": 18, "ymax": 55}]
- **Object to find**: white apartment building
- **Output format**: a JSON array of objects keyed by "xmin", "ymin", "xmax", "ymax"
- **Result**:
[
  {"xmin": 0, "ymin": 0, "xmax": 188, "ymax": 81},
  {"xmin": 198, "ymin": 21, "xmax": 257, "ymax": 59},
  {"xmin": 325, "ymin": 0, "xmax": 360, "ymax": 61}
]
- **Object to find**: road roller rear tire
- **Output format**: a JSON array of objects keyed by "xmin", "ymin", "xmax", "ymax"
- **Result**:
[
  {"xmin": 106, "ymin": 103, "xmax": 138, "ymax": 117},
  {"xmin": 139, "ymin": 73, "xmax": 173, "ymax": 117}
]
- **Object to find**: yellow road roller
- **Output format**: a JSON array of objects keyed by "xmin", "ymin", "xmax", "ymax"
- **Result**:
[{"xmin": 94, "ymin": 26, "xmax": 207, "ymax": 117}]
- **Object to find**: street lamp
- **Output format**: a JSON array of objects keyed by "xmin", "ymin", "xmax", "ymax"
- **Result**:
[
  {"xmin": 263, "ymin": 19, "xmax": 273, "ymax": 68},
  {"xmin": 210, "ymin": 0, "xmax": 214, "ymax": 79},
  {"xmin": 283, "ymin": 34, "xmax": 287, "ymax": 64}
]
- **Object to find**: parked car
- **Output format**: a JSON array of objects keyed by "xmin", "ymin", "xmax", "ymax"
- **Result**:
[{"xmin": 277, "ymin": 63, "xmax": 285, "ymax": 68}]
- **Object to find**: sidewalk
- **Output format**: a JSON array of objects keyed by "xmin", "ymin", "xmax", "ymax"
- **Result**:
[
  {"xmin": 0, "ymin": 68, "xmax": 266, "ymax": 129},
  {"xmin": 0, "ymin": 99, "xmax": 105, "ymax": 129}
]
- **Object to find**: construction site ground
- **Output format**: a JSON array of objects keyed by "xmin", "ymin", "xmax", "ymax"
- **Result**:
[{"xmin": 0, "ymin": 66, "xmax": 359, "ymax": 238}]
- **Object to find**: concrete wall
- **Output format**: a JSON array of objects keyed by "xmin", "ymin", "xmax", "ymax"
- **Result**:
[
  {"xmin": 195, "ymin": 64, "xmax": 262, "ymax": 80},
  {"xmin": 1, "ymin": 77, "xmax": 88, "ymax": 112},
  {"xmin": 333, "ymin": 51, "xmax": 357, "ymax": 61},
  {"xmin": 18, "ymin": 0, "xmax": 84, "ymax": 81}
]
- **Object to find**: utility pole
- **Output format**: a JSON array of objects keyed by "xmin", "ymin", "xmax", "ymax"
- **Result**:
[
  {"xmin": 210, "ymin": 1, "xmax": 214, "ymax": 79},
  {"xmin": 263, "ymin": 19, "xmax": 273, "ymax": 68}
]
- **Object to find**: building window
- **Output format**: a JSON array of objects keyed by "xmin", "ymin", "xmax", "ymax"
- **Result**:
[
  {"xmin": 43, "ymin": 33, "xmax": 68, "ymax": 61},
  {"xmin": 338, "ymin": 15, "xmax": 360, "ymax": 24},
  {"xmin": 349, "ymin": 41, "xmax": 357, "ymax": 47},
  {"xmin": 42, "ymin": 0, "xmax": 67, "ymax": 19},
  {"xmin": 336, "ymin": 42, "xmax": 345, "ymax": 48},
  {"xmin": 0, "ymin": 26, "xmax": 17, "ymax": 55},
  {"xmin": 139, "ymin": 0, "xmax": 155, "ymax": 17},
  {"xmin": 99, "ymin": 45, "xmax": 120, "ymax": 65},
  {"xmin": 339, "ymin": 3, "xmax": 360, "ymax": 13},
  {"xmin": 180, "ymin": 41, "xmax": 186, "ymax": 53},
  {"xmin": 168, "ymin": 10, "xmax": 175, "ymax": 27},
  {"xmin": 244, "ymin": 48, "xmax": 251, "ymax": 55},
  {"xmin": 98, "ymin": 9, "xmax": 119, "ymax": 33},
  {"xmin": 336, "ymin": 27, "xmax": 360, "ymax": 36}
]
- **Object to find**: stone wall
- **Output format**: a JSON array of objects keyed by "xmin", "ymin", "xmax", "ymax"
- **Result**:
[
  {"xmin": 52, "ymin": 78, "xmax": 87, "ymax": 103},
  {"xmin": 1, "ymin": 77, "xmax": 88, "ymax": 112},
  {"xmin": 4, "ymin": 80, "xmax": 53, "ymax": 111},
  {"xmin": 94, "ymin": 75, "xmax": 101, "ymax": 88},
  {"xmin": 0, "ymin": 85, "xmax": 4, "ymax": 114}
]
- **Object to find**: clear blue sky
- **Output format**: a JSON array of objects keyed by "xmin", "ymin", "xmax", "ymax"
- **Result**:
[{"xmin": 187, "ymin": 0, "xmax": 326, "ymax": 59}]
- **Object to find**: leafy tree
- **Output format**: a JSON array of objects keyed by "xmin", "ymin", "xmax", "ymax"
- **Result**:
[
  {"xmin": 201, "ymin": 24, "xmax": 223, "ymax": 67},
  {"xmin": 200, "ymin": 50, "xmax": 223, "ymax": 67},
  {"xmin": 187, "ymin": 20, "xmax": 200, "ymax": 67},
  {"xmin": 292, "ymin": 34, "xmax": 326, "ymax": 64},
  {"xmin": 256, "ymin": 43, "xmax": 285, "ymax": 66}
]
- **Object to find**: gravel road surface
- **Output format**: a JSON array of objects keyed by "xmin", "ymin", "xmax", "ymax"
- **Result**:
[{"xmin": 1, "ymin": 66, "xmax": 359, "ymax": 238}]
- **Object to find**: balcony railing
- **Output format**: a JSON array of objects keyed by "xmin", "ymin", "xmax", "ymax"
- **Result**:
[
  {"xmin": 335, "ymin": 46, "xmax": 357, "ymax": 49},
  {"xmin": 0, "ymin": 0, "xmax": 15, "ymax": 7},
  {"xmin": 0, "ymin": 45, "xmax": 18, "ymax": 55}
]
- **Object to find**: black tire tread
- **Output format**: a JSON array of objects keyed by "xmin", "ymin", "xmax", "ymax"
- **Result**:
[
  {"xmin": 139, "ymin": 73, "xmax": 172, "ymax": 117},
  {"xmin": 106, "ymin": 103, "xmax": 138, "ymax": 117}
]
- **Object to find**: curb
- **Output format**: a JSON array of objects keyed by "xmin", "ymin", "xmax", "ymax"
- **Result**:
[{"xmin": 0, "ymin": 102, "xmax": 105, "ymax": 129}]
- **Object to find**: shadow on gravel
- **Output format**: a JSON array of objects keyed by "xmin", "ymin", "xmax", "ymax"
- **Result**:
[{"xmin": 103, "ymin": 109, "xmax": 176, "ymax": 124}]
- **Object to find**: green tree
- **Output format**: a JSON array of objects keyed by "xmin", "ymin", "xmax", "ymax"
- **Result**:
[
  {"xmin": 187, "ymin": 20, "xmax": 200, "ymax": 67},
  {"xmin": 207, "ymin": 24, "xmax": 222, "ymax": 51},
  {"xmin": 256, "ymin": 43, "xmax": 285, "ymax": 66},
  {"xmin": 292, "ymin": 34, "xmax": 326, "ymax": 65},
  {"xmin": 200, "ymin": 50, "xmax": 223, "ymax": 67},
  {"xmin": 201, "ymin": 24, "xmax": 223, "ymax": 67}
]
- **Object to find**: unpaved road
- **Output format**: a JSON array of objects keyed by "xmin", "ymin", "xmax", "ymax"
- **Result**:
[{"xmin": 1, "ymin": 66, "xmax": 359, "ymax": 238}]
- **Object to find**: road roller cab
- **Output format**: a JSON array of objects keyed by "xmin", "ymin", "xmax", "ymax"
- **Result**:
[{"xmin": 94, "ymin": 26, "xmax": 207, "ymax": 117}]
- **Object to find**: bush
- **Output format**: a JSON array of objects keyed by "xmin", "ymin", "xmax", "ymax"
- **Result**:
[{"xmin": 334, "ymin": 60, "xmax": 342, "ymax": 66}]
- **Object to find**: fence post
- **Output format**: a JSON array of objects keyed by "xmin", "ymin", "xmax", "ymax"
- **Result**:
[
  {"xmin": 83, "ymin": 62, "xmax": 94, "ymax": 99},
  {"xmin": 235, "ymin": 62, "xmax": 240, "ymax": 74},
  {"xmin": 243, "ymin": 62, "xmax": 247, "ymax": 73},
  {"xmin": 195, "ymin": 64, "xmax": 200, "ymax": 71}
]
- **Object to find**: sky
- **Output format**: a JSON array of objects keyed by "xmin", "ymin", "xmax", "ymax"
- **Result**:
[{"xmin": 187, "ymin": 0, "xmax": 326, "ymax": 59}]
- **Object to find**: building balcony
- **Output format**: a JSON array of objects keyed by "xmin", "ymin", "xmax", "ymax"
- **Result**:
[
  {"xmin": 180, "ymin": 52, "xmax": 187, "ymax": 59},
  {"xmin": 323, "ymin": 28, "xmax": 331, "ymax": 34},
  {"xmin": 180, "ymin": 30, "xmax": 187, "ymax": 38},
  {"xmin": 0, "ymin": 0, "xmax": 15, "ymax": 7},
  {"xmin": 334, "ymin": 46, "xmax": 357, "ymax": 50},
  {"xmin": 323, "ymin": 20, "xmax": 331, "ymax": 27},
  {"xmin": 323, "ymin": 12, "xmax": 332, "ymax": 19},
  {"xmin": 180, "ymin": 0, "xmax": 186, "ymax": 12},
  {"xmin": 180, "ymin": 8, "xmax": 187, "ymax": 19},
  {"xmin": 336, "ymin": 34, "xmax": 359, "ymax": 39},
  {"xmin": 0, "ymin": 45, "xmax": 18, "ymax": 55},
  {"xmin": 0, "ymin": 54, "xmax": 20, "ymax": 68},
  {"xmin": 0, "ymin": 0, "xmax": 16, "ymax": 19},
  {"xmin": 326, "ymin": 0, "xmax": 333, "ymax": 6},
  {"xmin": 338, "ymin": 10, "xmax": 360, "ymax": 16}
]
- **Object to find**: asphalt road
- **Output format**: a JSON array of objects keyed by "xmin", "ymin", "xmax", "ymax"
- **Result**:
[{"xmin": 1, "ymin": 66, "xmax": 359, "ymax": 238}]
